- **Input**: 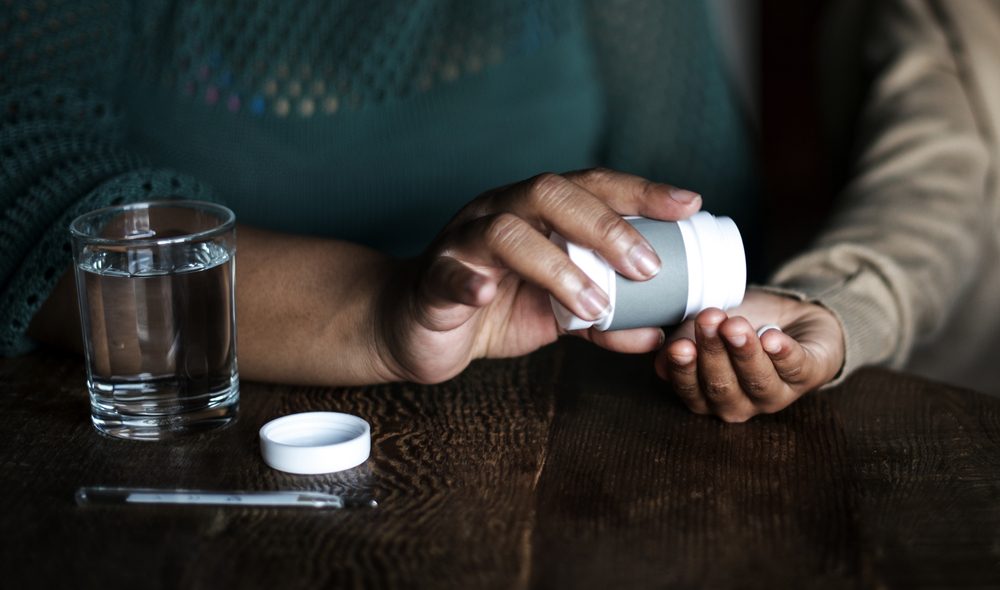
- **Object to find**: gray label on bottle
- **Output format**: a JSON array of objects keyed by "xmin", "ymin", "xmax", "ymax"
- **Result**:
[{"xmin": 609, "ymin": 218, "xmax": 689, "ymax": 330}]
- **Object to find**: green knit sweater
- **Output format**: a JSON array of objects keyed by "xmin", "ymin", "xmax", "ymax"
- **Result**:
[{"xmin": 0, "ymin": 0, "xmax": 754, "ymax": 355}]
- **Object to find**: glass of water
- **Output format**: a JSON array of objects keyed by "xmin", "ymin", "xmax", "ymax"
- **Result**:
[{"xmin": 70, "ymin": 200, "xmax": 239, "ymax": 440}]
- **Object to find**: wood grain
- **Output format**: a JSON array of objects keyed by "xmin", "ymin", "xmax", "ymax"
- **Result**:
[
  {"xmin": 531, "ymin": 340, "xmax": 862, "ymax": 589},
  {"xmin": 827, "ymin": 370, "xmax": 1000, "ymax": 589},
  {"xmin": 2, "ymin": 343, "xmax": 1000, "ymax": 589},
  {"xmin": 0, "ymin": 347, "xmax": 560, "ymax": 589}
]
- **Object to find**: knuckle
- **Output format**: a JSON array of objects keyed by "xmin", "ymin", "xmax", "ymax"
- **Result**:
[
  {"xmin": 526, "ymin": 172, "xmax": 567, "ymax": 204},
  {"xmin": 593, "ymin": 212, "xmax": 632, "ymax": 246},
  {"xmin": 547, "ymin": 258, "xmax": 585, "ymax": 291},
  {"xmin": 702, "ymin": 379, "xmax": 735, "ymax": 400},
  {"xmin": 484, "ymin": 212, "xmax": 524, "ymax": 245},
  {"xmin": 779, "ymin": 363, "xmax": 806, "ymax": 381},
  {"xmin": 741, "ymin": 374, "xmax": 775, "ymax": 397},
  {"xmin": 463, "ymin": 190, "xmax": 499, "ymax": 219},
  {"xmin": 576, "ymin": 167, "xmax": 614, "ymax": 186},
  {"xmin": 672, "ymin": 381, "xmax": 700, "ymax": 400},
  {"xmin": 637, "ymin": 178, "xmax": 660, "ymax": 202}
]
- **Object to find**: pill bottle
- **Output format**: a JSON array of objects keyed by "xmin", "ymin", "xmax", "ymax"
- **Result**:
[{"xmin": 550, "ymin": 212, "xmax": 746, "ymax": 331}]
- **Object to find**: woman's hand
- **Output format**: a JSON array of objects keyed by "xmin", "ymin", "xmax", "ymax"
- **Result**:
[
  {"xmin": 654, "ymin": 288, "xmax": 845, "ymax": 422},
  {"xmin": 374, "ymin": 168, "xmax": 702, "ymax": 384}
]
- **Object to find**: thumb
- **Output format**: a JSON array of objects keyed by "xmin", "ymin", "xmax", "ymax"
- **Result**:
[
  {"xmin": 414, "ymin": 255, "xmax": 498, "ymax": 331},
  {"xmin": 760, "ymin": 329, "xmax": 814, "ymax": 387}
]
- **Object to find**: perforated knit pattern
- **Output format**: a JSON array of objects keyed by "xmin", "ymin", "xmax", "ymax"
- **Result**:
[
  {"xmin": 1, "ymin": 1, "xmax": 213, "ymax": 354},
  {"xmin": 0, "ymin": 169, "xmax": 214, "ymax": 354},
  {"xmin": 0, "ymin": 0, "xmax": 124, "ymax": 89},
  {"xmin": 128, "ymin": 0, "xmax": 572, "ymax": 118}
]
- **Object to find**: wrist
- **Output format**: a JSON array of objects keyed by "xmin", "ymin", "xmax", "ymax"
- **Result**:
[
  {"xmin": 353, "ymin": 255, "xmax": 410, "ymax": 384},
  {"xmin": 805, "ymin": 300, "xmax": 847, "ymax": 385}
]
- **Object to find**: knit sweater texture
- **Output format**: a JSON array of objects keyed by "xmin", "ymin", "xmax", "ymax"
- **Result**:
[{"xmin": 0, "ymin": 0, "xmax": 754, "ymax": 355}]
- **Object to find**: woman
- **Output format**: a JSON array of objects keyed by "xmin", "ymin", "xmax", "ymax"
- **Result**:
[{"xmin": 2, "ymin": 1, "xmax": 758, "ymax": 386}]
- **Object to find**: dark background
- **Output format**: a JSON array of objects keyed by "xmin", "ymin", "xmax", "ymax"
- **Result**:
[{"xmin": 761, "ymin": 0, "xmax": 842, "ymax": 268}]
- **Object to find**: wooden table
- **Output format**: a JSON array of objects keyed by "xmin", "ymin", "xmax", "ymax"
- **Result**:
[{"xmin": 2, "ymin": 340, "xmax": 999, "ymax": 589}]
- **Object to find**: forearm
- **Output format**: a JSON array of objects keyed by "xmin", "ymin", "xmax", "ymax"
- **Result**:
[
  {"xmin": 233, "ymin": 225, "xmax": 398, "ymax": 386},
  {"xmin": 28, "ymin": 224, "xmax": 401, "ymax": 386},
  {"xmin": 770, "ymin": 0, "xmax": 992, "ymax": 376}
]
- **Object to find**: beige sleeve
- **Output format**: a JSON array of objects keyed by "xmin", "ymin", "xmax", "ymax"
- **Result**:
[{"xmin": 769, "ymin": 0, "xmax": 993, "ymax": 380}]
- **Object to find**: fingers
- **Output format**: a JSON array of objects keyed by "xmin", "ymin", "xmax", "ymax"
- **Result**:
[
  {"xmin": 717, "ymin": 317, "xmax": 794, "ymax": 412},
  {"xmin": 492, "ymin": 173, "xmax": 662, "ymax": 281},
  {"xmin": 661, "ymin": 338, "xmax": 711, "ymax": 414},
  {"xmin": 658, "ymin": 310, "xmax": 822, "ymax": 422},
  {"xmin": 576, "ymin": 326, "xmax": 664, "ymax": 354},
  {"xmin": 415, "ymin": 168, "xmax": 703, "ymax": 348},
  {"xmin": 439, "ymin": 212, "xmax": 611, "ymax": 324},
  {"xmin": 759, "ymin": 329, "xmax": 812, "ymax": 386},
  {"xmin": 488, "ymin": 170, "xmax": 702, "ymax": 281},
  {"xmin": 564, "ymin": 168, "xmax": 702, "ymax": 220},
  {"xmin": 660, "ymin": 311, "xmax": 784, "ymax": 422},
  {"xmin": 693, "ymin": 309, "xmax": 757, "ymax": 422}
]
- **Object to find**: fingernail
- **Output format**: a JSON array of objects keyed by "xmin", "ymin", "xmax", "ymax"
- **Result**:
[
  {"xmin": 628, "ymin": 242, "xmax": 661, "ymax": 277},
  {"xmin": 762, "ymin": 338, "xmax": 782, "ymax": 354},
  {"xmin": 657, "ymin": 329, "xmax": 666, "ymax": 347},
  {"xmin": 700, "ymin": 322, "xmax": 718, "ymax": 338},
  {"xmin": 670, "ymin": 189, "xmax": 701, "ymax": 204},
  {"xmin": 726, "ymin": 332, "xmax": 747, "ymax": 348},
  {"xmin": 671, "ymin": 351, "xmax": 694, "ymax": 365},
  {"xmin": 579, "ymin": 284, "xmax": 611, "ymax": 320}
]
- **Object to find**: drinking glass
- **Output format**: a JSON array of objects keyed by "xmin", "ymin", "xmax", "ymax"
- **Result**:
[{"xmin": 69, "ymin": 200, "xmax": 239, "ymax": 440}]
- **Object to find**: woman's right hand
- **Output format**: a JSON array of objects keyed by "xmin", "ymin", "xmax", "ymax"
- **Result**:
[{"xmin": 372, "ymin": 168, "xmax": 703, "ymax": 384}]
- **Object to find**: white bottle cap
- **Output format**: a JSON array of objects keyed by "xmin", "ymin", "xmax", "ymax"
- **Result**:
[
  {"xmin": 259, "ymin": 412, "xmax": 371, "ymax": 475},
  {"xmin": 677, "ymin": 212, "xmax": 746, "ymax": 319}
]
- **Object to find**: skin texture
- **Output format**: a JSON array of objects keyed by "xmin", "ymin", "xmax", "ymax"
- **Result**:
[
  {"xmin": 655, "ymin": 288, "xmax": 846, "ymax": 423},
  {"xmin": 29, "ymin": 168, "xmax": 703, "ymax": 386},
  {"xmin": 375, "ymin": 168, "xmax": 702, "ymax": 384}
]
